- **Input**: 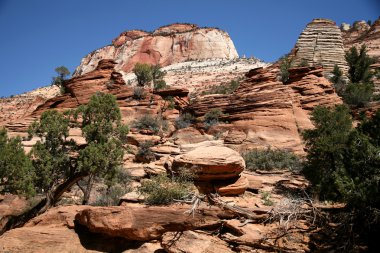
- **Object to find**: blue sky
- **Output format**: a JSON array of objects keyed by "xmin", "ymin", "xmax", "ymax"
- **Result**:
[{"xmin": 0, "ymin": 0, "xmax": 379, "ymax": 97}]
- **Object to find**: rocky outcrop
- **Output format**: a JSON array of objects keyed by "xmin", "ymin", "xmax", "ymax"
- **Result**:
[
  {"xmin": 3, "ymin": 59, "xmax": 177, "ymax": 136},
  {"xmin": 188, "ymin": 65, "xmax": 342, "ymax": 153},
  {"xmin": 172, "ymin": 146, "xmax": 245, "ymax": 181},
  {"xmin": 292, "ymin": 18, "xmax": 348, "ymax": 74},
  {"xmin": 341, "ymin": 18, "xmax": 380, "ymax": 59},
  {"xmin": 75, "ymin": 205, "xmax": 231, "ymax": 241},
  {"xmin": 74, "ymin": 23, "xmax": 238, "ymax": 77}
]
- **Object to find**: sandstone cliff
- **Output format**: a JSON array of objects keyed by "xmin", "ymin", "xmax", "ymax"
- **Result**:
[
  {"xmin": 292, "ymin": 18, "xmax": 348, "ymax": 74},
  {"xmin": 74, "ymin": 23, "xmax": 238, "ymax": 77},
  {"xmin": 188, "ymin": 65, "xmax": 342, "ymax": 153},
  {"xmin": 341, "ymin": 18, "xmax": 380, "ymax": 59}
]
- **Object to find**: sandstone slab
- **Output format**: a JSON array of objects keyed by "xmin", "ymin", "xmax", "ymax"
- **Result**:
[{"xmin": 172, "ymin": 146, "xmax": 245, "ymax": 181}]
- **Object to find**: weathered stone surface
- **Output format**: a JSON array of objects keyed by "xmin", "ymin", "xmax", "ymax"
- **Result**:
[
  {"xmin": 74, "ymin": 24, "xmax": 238, "ymax": 77},
  {"xmin": 172, "ymin": 146, "xmax": 245, "ymax": 181},
  {"xmin": 0, "ymin": 194, "xmax": 29, "ymax": 231},
  {"xmin": 189, "ymin": 65, "xmax": 342, "ymax": 153},
  {"xmin": 123, "ymin": 241, "xmax": 164, "ymax": 253},
  {"xmin": 4, "ymin": 59, "xmax": 166, "ymax": 139},
  {"xmin": 127, "ymin": 133, "xmax": 161, "ymax": 146},
  {"xmin": 162, "ymin": 230, "xmax": 233, "ymax": 253},
  {"xmin": 0, "ymin": 226, "xmax": 94, "ymax": 253},
  {"xmin": 75, "ymin": 205, "xmax": 230, "ymax": 241},
  {"xmin": 172, "ymin": 127, "xmax": 212, "ymax": 146},
  {"xmin": 214, "ymin": 176, "xmax": 249, "ymax": 196},
  {"xmin": 292, "ymin": 18, "xmax": 348, "ymax": 74}
]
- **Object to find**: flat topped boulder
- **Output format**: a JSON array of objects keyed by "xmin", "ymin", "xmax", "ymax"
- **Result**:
[{"xmin": 172, "ymin": 146, "xmax": 245, "ymax": 181}]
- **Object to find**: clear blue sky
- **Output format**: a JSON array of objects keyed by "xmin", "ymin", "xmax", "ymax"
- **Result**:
[{"xmin": 0, "ymin": 0, "xmax": 379, "ymax": 97}]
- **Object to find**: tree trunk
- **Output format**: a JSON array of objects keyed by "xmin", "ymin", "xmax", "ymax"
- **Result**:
[
  {"xmin": 1, "ymin": 172, "xmax": 85, "ymax": 235},
  {"xmin": 81, "ymin": 175, "xmax": 94, "ymax": 205}
]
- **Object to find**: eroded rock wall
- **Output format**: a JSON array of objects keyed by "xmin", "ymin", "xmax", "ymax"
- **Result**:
[
  {"xmin": 292, "ymin": 19, "xmax": 348, "ymax": 74},
  {"xmin": 74, "ymin": 23, "xmax": 238, "ymax": 77}
]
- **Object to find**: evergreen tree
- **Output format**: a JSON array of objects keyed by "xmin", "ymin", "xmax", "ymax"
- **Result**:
[
  {"xmin": 303, "ymin": 105, "xmax": 380, "ymax": 208},
  {"xmin": 76, "ymin": 92, "xmax": 129, "ymax": 204},
  {"xmin": 0, "ymin": 128, "xmax": 35, "ymax": 197},
  {"xmin": 133, "ymin": 63, "xmax": 153, "ymax": 86},
  {"xmin": 345, "ymin": 45, "xmax": 375, "ymax": 84}
]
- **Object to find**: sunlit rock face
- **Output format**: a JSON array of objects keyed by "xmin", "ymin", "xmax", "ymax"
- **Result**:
[
  {"xmin": 73, "ymin": 23, "xmax": 238, "ymax": 77},
  {"xmin": 292, "ymin": 18, "xmax": 349, "ymax": 74}
]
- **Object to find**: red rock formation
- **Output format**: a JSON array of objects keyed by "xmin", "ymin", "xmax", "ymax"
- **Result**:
[
  {"xmin": 75, "ymin": 205, "xmax": 231, "ymax": 241},
  {"xmin": 172, "ymin": 146, "xmax": 245, "ymax": 181},
  {"xmin": 341, "ymin": 18, "xmax": 380, "ymax": 59},
  {"xmin": 292, "ymin": 18, "xmax": 349, "ymax": 74},
  {"xmin": 74, "ymin": 23, "xmax": 238, "ymax": 77},
  {"xmin": 188, "ymin": 65, "xmax": 342, "ymax": 153}
]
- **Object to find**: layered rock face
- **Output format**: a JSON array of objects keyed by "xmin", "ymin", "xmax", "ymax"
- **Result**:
[
  {"xmin": 292, "ymin": 19, "xmax": 348, "ymax": 74},
  {"xmin": 188, "ymin": 65, "xmax": 342, "ymax": 153},
  {"xmin": 74, "ymin": 23, "xmax": 238, "ymax": 77},
  {"xmin": 341, "ymin": 18, "xmax": 380, "ymax": 59},
  {"xmin": 3, "ymin": 59, "xmax": 188, "ymax": 137}
]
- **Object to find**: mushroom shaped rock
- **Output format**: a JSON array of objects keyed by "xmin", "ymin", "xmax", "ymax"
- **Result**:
[{"xmin": 172, "ymin": 146, "xmax": 245, "ymax": 181}]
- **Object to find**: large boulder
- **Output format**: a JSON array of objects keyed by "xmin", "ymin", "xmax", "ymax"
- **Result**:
[
  {"xmin": 75, "ymin": 205, "xmax": 232, "ymax": 241},
  {"xmin": 172, "ymin": 146, "xmax": 245, "ymax": 181}
]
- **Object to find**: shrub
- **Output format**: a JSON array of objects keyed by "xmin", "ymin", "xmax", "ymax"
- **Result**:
[
  {"xmin": 243, "ymin": 147, "xmax": 303, "ymax": 172},
  {"xmin": 132, "ymin": 115, "xmax": 160, "ymax": 133},
  {"xmin": 343, "ymin": 82, "xmax": 374, "ymax": 107},
  {"xmin": 279, "ymin": 56, "xmax": 292, "ymax": 83},
  {"xmin": 175, "ymin": 113, "xmax": 196, "ymax": 129},
  {"xmin": 133, "ymin": 86, "xmax": 146, "ymax": 100},
  {"xmin": 164, "ymin": 96, "xmax": 175, "ymax": 110},
  {"xmin": 153, "ymin": 79, "xmax": 167, "ymax": 90},
  {"xmin": 93, "ymin": 184, "xmax": 129, "ymax": 206},
  {"xmin": 204, "ymin": 108, "xmax": 224, "ymax": 128},
  {"xmin": 260, "ymin": 191, "xmax": 274, "ymax": 206},
  {"xmin": 136, "ymin": 141, "xmax": 155, "ymax": 163},
  {"xmin": 298, "ymin": 58, "xmax": 309, "ymax": 67},
  {"xmin": 133, "ymin": 63, "xmax": 153, "ymax": 86},
  {"xmin": 330, "ymin": 64, "xmax": 346, "ymax": 96},
  {"xmin": 202, "ymin": 80, "xmax": 240, "ymax": 95},
  {"xmin": 139, "ymin": 171, "xmax": 194, "ymax": 205}
]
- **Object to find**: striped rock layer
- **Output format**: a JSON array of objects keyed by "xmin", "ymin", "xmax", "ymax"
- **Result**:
[{"xmin": 293, "ymin": 19, "xmax": 348, "ymax": 74}]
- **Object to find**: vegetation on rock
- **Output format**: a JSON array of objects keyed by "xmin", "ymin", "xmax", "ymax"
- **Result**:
[
  {"xmin": 136, "ymin": 141, "xmax": 156, "ymax": 163},
  {"xmin": 133, "ymin": 63, "xmax": 167, "ymax": 88},
  {"xmin": 330, "ymin": 64, "xmax": 345, "ymax": 96},
  {"xmin": 51, "ymin": 66, "xmax": 70, "ymax": 94},
  {"xmin": 279, "ymin": 55, "xmax": 292, "ymax": 83},
  {"xmin": 132, "ymin": 115, "xmax": 168, "ymax": 134},
  {"xmin": 201, "ymin": 79, "xmax": 240, "ymax": 95},
  {"xmin": 0, "ymin": 128, "xmax": 35, "ymax": 197},
  {"xmin": 204, "ymin": 108, "xmax": 224, "ymax": 128},
  {"xmin": 303, "ymin": 105, "xmax": 380, "ymax": 207},
  {"xmin": 342, "ymin": 45, "xmax": 376, "ymax": 107},
  {"xmin": 175, "ymin": 113, "xmax": 196, "ymax": 129},
  {"xmin": 139, "ymin": 171, "xmax": 194, "ymax": 205},
  {"xmin": 243, "ymin": 147, "xmax": 303, "ymax": 172}
]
